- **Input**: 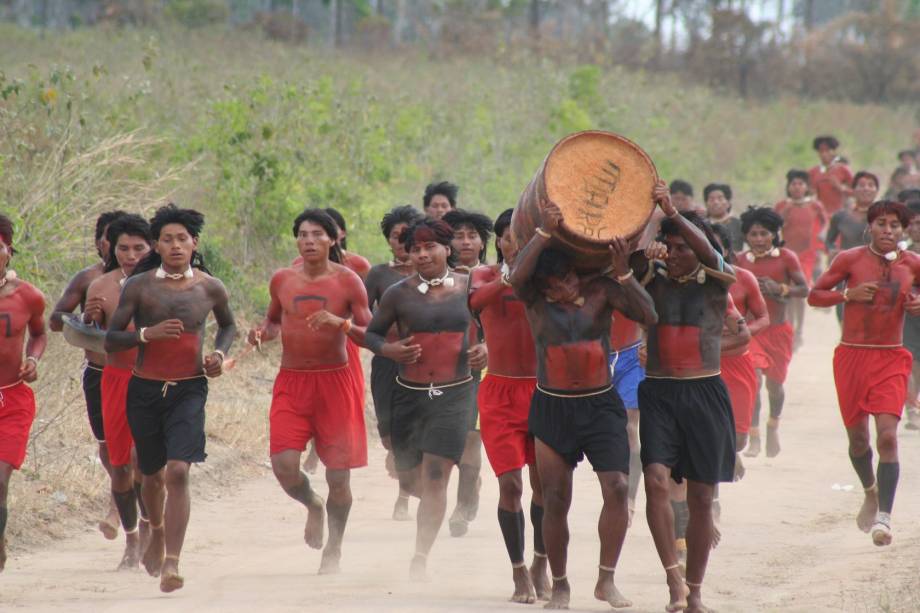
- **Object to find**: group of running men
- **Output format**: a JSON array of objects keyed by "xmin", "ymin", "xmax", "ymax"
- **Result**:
[{"xmin": 2, "ymin": 133, "xmax": 920, "ymax": 612}]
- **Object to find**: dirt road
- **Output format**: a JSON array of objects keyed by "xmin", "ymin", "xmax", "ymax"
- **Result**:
[{"xmin": 3, "ymin": 308, "xmax": 919, "ymax": 612}]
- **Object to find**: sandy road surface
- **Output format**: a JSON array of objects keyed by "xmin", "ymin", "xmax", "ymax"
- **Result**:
[{"xmin": 4, "ymin": 308, "xmax": 920, "ymax": 612}]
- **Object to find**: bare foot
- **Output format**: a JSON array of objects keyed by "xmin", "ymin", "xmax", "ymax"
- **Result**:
[
  {"xmin": 448, "ymin": 505, "xmax": 469, "ymax": 537},
  {"xmin": 686, "ymin": 589, "xmax": 714, "ymax": 613},
  {"xmin": 159, "ymin": 556, "xmax": 184, "ymax": 593},
  {"xmin": 766, "ymin": 424, "xmax": 781, "ymax": 458},
  {"xmin": 665, "ymin": 569, "xmax": 690, "ymax": 612},
  {"xmin": 856, "ymin": 488, "xmax": 879, "ymax": 533},
  {"xmin": 304, "ymin": 493, "xmax": 326, "ymax": 550},
  {"xmin": 0, "ymin": 537, "xmax": 6, "ymax": 573},
  {"xmin": 711, "ymin": 522, "xmax": 722, "ymax": 549},
  {"xmin": 544, "ymin": 577, "xmax": 570, "ymax": 610},
  {"xmin": 392, "ymin": 495, "xmax": 412, "ymax": 521},
  {"xmin": 594, "ymin": 569, "xmax": 632, "ymax": 608},
  {"xmin": 142, "ymin": 525, "xmax": 165, "ymax": 577},
  {"xmin": 733, "ymin": 453, "xmax": 745, "ymax": 481},
  {"xmin": 318, "ymin": 548, "xmax": 341, "ymax": 575},
  {"xmin": 511, "ymin": 565, "xmax": 537, "ymax": 604},
  {"xmin": 409, "ymin": 553, "xmax": 429, "ymax": 582},
  {"xmin": 531, "ymin": 556, "xmax": 551, "ymax": 601},
  {"xmin": 98, "ymin": 518, "xmax": 118, "ymax": 541},
  {"xmin": 116, "ymin": 533, "xmax": 141, "ymax": 571},
  {"xmin": 872, "ymin": 513, "xmax": 893, "ymax": 546},
  {"xmin": 744, "ymin": 431, "xmax": 761, "ymax": 457}
]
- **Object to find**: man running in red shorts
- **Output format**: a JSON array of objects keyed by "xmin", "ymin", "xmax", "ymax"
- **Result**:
[
  {"xmin": 509, "ymin": 202, "xmax": 657, "ymax": 610},
  {"xmin": 104, "ymin": 203, "xmax": 236, "ymax": 592},
  {"xmin": 0, "ymin": 214, "xmax": 47, "ymax": 573},
  {"xmin": 84, "ymin": 214, "xmax": 153, "ymax": 569},
  {"xmin": 365, "ymin": 218, "xmax": 487, "ymax": 581},
  {"xmin": 809, "ymin": 200, "xmax": 920, "ymax": 546},
  {"xmin": 443, "ymin": 209, "xmax": 493, "ymax": 537},
  {"xmin": 250, "ymin": 209, "xmax": 371, "ymax": 574},
  {"xmin": 50, "ymin": 210, "xmax": 125, "ymax": 540},
  {"xmin": 365, "ymin": 205, "xmax": 425, "ymax": 520},
  {"xmin": 736, "ymin": 207, "xmax": 808, "ymax": 458},
  {"xmin": 469, "ymin": 208, "xmax": 548, "ymax": 603},
  {"xmin": 809, "ymin": 135, "xmax": 854, "ymax": 216},
  {"xmin": 638, "ymin": 184, "xmax": 736, "ymax": 613},
  {"xmin": 775, "ymin": 170, "xmax": 828, "ymax": 349}
]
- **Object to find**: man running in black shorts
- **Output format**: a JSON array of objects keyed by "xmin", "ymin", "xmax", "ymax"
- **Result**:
[
  {"xmin": 105, "ymin": 204, "xmax": 236, "ymax": 592},
  {"xmin": 364, "ymin": 205, "xmax": 425, "ymax": 520},
  {"xmin": 365, "ymin": 218, "xmax": 487, "ymax": 581},
  {"xmin": 509, "ymin": 201, "xmax": 657, "ymax": 610},
  {"xmin": 638, "ymin": 181, "xmax": 737, "ymax": 613}
]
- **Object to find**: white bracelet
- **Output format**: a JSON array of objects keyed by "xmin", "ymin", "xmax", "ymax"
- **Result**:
[
  {"xmin": 617, "ymin": 270, "xmax": 634, "ymax": 283},
  {"xmin": 213, "ymin": 349, "xmax": 225, "ymax": 362},
  {"xmin": 138, "ymin": 327, "xmax": 148, "ymax": 343},
  {"xmin": 25, "ymin": 356, "xmax": 38, "ymax": 365}
]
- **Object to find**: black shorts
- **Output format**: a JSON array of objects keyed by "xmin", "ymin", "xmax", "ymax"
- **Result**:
[
  {"xmin": 126, "ymin": 376, "xmax": 208, "ymax": 476},
  {"xmin": 528, "ymin": 385, "xmax": 629, "ymax": 473},
  {"xmin": 82, "ymin": 364, "xmax": 105, "ymax": 442},
  {"xmin": 639, "ymin": 376, "xmax": 736, "ymax": 484},
  {"xmin": 370, "ymin": 355, "xmax": 399, "ymax": 439},
  {"xmin": 390, "ymin": 378, "xmax": 474, "ymax": 471}
]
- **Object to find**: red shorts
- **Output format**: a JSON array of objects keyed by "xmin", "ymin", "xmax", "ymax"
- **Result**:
[
  {"xmin": 478, "ymin": 374, "xmax": 536, "ymax": 476},
  {"xmin": 269, "ymin": 367, "xmax": 367, "ymax": 469},
  {"xmin": 720, "ymin": 352, "xmax": 757, "ymax": 434},
  {"xmin": 0, "ymin": 381, "xmax": 36, "ymax": 470},
  {"xmin": 346, "ymin": 338, "xmax": 365, "ymax": 413},
  {"xmin": 833, "ymin": 345, "xmax": 912, "ymax": 427},
  {"xmin": 102, "ymin": 366, "xmax": 134, "ymax": 467},
  {"xmin": 750, "ymin": 322, "xmax": 794, "ymax": 384}
]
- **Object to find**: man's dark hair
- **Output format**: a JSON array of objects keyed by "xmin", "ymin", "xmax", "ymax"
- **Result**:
[
  {"xmin": 493, "ymin": 208, "xmax": 514, "ymax": 263},
  {"xmin": 660, "ymin": 211, "xmax": 723, "ymax": 255},
  {"xmin": 423, "ymin": 181, "xmax": 459, "ymax": 210},
  {"xmin": 852, "ymin": 171, "xmax": 880, "ymax": 190},
  {"xmin": 898, "ymin": 189, "xmax": 920, "ymax": 204},
  {"xmin": 669, "ymin": 179, "xmax": 693, "ymax": 197},
  {"xmin": 380, "ymin": 205, "xmax": 424, "ymax": 240},
  {"xmin": 785, "ymin": 169, "xmax": 810, "ymax": 186},
  {"xmin": 442, "ymin": 209, "xmax": 493, "ymax": 264},
  {"xmin": 740, "ymin": 206, "xmax": 784, "ymax": 247},
  {"xmin": 0, "ymin": 213, "xmax": 14, "ymax": 254},
  {"xmin": 293, "ymin": 208, "xmax": 343, "ymax": 264},
  {"xmin": 323, "ymin": 207, "xmax": 348, "ymax": 250},
  {"xmin": 532, "ymin": 248, "xmax": 574, "ymax": 291},
  {"xmin": 400, "ymin": 218, "xmax": 454, "ymax": 253},
  {"xmin": 710, "ymin": 223, "xmax": 735, "ymax": 263},
  {"xmin": 703, "ymin": 183, "xmax": 732, "ymax": 203},
  {"xmin": 898, "ymin": 150, "xmax": 916, "ymax": 161},
  {"xmin": 867, "ymin": 200, "xmax": 911, "ymax": 227},
  {"xmin": 105, "ymin": 214, "xmax": 152, "ymax": 272},
  {"xmin": 95, "ymin": 210, "xmax": 127, "ymax": 242},
  {"xmin": 813, "ymin": 135, "xmax": 840, "ymax": 151},
  {"xmin": 134, "ymin": 203, "xmax": 209, "ymax": 276}
]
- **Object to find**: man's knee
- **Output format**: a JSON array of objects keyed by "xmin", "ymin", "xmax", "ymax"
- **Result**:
[
  {"xmin": 643, "ymin": 465, "xmax": 670, "ymax": 501},
  {"xmin": 848, "ymin": 429, "xmax": 871, "ymax": 454},
  {"xmin": 686, "ymin": 483, "xmax": 714, "ymax": 510},
  {"xmin": 600, "ymin": 473, "xmax": 629, "ymax": 504},
  {"xmin": 877, "ymin": 429, "xmax": 898, "ymax": 456},
  {"xmin": 164, "ymin": 462, "xmax": 190, "ymax": 490},
  {"xmin": 325, "ymin": 469, "xmax": 352, "ymax": 498}
]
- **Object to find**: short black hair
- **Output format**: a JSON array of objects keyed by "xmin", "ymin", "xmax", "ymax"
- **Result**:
[
  {"xmin": 740, "ymin": 206, "xmax": 784, "ymax": 247},
  {"xmin": 785, "ymin": 169, "xmax": 810, "ymax": 186},
  {"xmin": 105, "ymin": 214, "xmax": 152, "ymax": 272},
  {"xmin": 898, "ymin": 189, "xmax": 920, "ymax": 204},
  {"xmin": 660, "ymin": 211, "xmax": 723, "ymax": 255},
  {"xmin": 0, "ymin": 213, "xmax": 13, "ymax": 253},
  {"xmin": 898, "ymin": 150, "xmax": 916, "ymax": 161},
  {"xmin": 95, "ymin": 210, "xmax": 126, "ymax": 242},
  {"xmin": 852, "ymin": 171, "xmax": 880, "ymax": 190},
  {"xmin": 710, "ymin": 223, "xmax": 734, "ymax": 263},
  {"xmin": 442, "ymin": 209, "xmax": 493, "ymax": 263},
  {"xmin": 423, "ymin": 181, "xmax": 459, "ymax": 210},
  {"xmin": 532, "ymin": 248, "xmax": 574, "ymax": 291},
  {"xmin": 813, "ymin": 135, "xmax": 839, "ymax": 150},
  {"xmin": 400, "ymin": 218, "xmax": 454, "ymax": 252},
  {"xmin": 669, "ymin": 180, "xmax": 693, "ymax": 197},
  {"xmin": 380, "ymin": 205, "xmax": 424, "ymax": 240},
  {"xmin": 323, "ymin": 207, "xmax": 348, "ymax": 250},
  {"xmin": 293, "ymin": 208, "xmax": 343, "ymax": 264},
  {"xmin": 493, "ymin": 208, "xmax": 514, "ymax": 263},
  {"xmin": 703, "ymin": 183, "xmax": 732, "ymax": 202},
  {"xmin": 135, "ymin": 203, "xmax": 209, "ymax": 276},
  {"xmin": 867, "ymin": 200, "xmax": 911, "ymax": 227}
]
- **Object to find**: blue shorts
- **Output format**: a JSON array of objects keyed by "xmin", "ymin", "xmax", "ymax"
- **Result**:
[{"xmin": 610, "ymin": 343, "xmax": 645, "ymax": 410}]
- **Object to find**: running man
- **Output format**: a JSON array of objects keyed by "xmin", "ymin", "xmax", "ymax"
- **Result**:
[
  {"xmin": 509, "ymin": 202, "xmax": 657, "ymax": 610},
  {"xmin": 249, "ymin": 209, "xmax": 371, "ymax": 574},
  {"xmin": 809, "ymin": 135, "xmax": 854, "ymax": 216},
  {"xmin": 83, "ymin": 214, "xmax": 153, "ymax": 569},
  {"xmin": 50, "ymin": 210, "xmax": 125, "ymax": 540},
  {"xmin": 469, "ymin": 208, "xmax": 548, "ymax": 602},
  {"xmin": 364, "ymin": 205, "xmax": 425, "ymax": 520},
  {"xmin": 609, "ymin": 313, "xmax": 645, "ymax": 524},
  {"xmin": 703, "ymin": 183, "xmax": 744, "ymax": 253},
  {"xmin": 638, "ymin": 183, "xmax": 736, "ymax": 613},
  {"xmin": 423, "ymin": 181, "xmax": 458, "ymax": 220},
  {"xmin": 104, "ymin": 203, "xmax": 236, "ymax": 592},
  {"xmin": 808, "ymin": 200, "xmax": 920, "ymax": 546},
  {"xmin": 903, "ymin": 200, "xmax": 920, "ymax": 429},
  {"xmin": 0, "ymin": 214, "xmax": 47, "ymax": 573},
  {"xmin": 736, "ymin": 207, "xmax": 808, "ymax": 458},
  {"xmin": 364, "ymin": 218, "xmax": 487, "ymax": 580}
]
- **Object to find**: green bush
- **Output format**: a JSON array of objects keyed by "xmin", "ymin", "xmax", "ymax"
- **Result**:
[{"xmin": 165, "ymin": 0, "xmax": 229, "ymax": 28}]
